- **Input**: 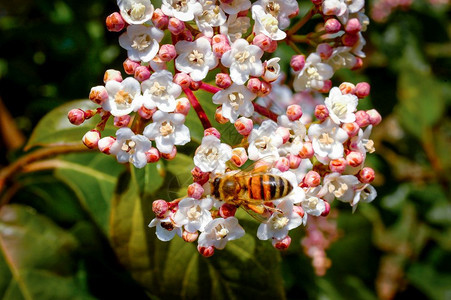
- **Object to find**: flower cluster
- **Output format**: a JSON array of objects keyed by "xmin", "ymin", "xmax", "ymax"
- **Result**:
[{"xmin": 68, "ymin": 0, "xmax": 381, "ymax": 256}]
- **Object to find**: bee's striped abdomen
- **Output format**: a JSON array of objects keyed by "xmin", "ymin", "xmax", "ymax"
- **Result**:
[{"xmin": 249, "ymin": 174, "xmax": 293, "ymax": 201}]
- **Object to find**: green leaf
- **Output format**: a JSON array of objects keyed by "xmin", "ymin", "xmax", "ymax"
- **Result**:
[
  {"xmin": 407, "ymin": 263, "xmax": 451, "ymax": 300},
  {"xmin": 0, "ymin": 204, "xmax": 95, "ymax": 300},
  {"xmin": 134, "ymin": 160, "xmax": 165, "ymax": 198},
  {"xmin": 25, "ymin": 99, "xmax": 116, "ymax": 150}
]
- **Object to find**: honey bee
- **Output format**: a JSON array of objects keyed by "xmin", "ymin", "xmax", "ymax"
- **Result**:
[{"xmin": 210, "ymin": 158, "xmax": 293, "ymax": 218}]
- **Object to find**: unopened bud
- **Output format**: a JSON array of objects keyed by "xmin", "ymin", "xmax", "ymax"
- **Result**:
[
  {"xmin": 317, "ymin": 43, "xmax": 333, "ymax": 60},
  {"xmin": 215, "ymin": 106, "xmax": 229, "ymax": 124},
  {"xmin": 182, "ymin": 230, "xmax": 199, "ymax": 242},
  {"xmin": 215, "ymin": 73, "xmax": 232, "ymax": 89},
  {"xmin": 152, "ymin": 9, "xmax": 169, "ymax": 30},
  {"xmin": 355, "ymin": 110, "xmax": 370, "ymax": 127},
  {"xmin": 299, "ymin": 141, "xmax": 314, "ymax": 159},
  {"xmin": 146, "ymin": 147, "xmax": 160, "ymax": 163},
  {"xmin": 272, "ymin": 235, "xmax": 292, "ymax": 250},
  {"xmin": 314, "ymin": 104, "xmax": 329, "ymax": 121},
  {"xmin": 321, "ymin": 201, "xmax": 331, "ymax": 216},
  {"xmin": 276, "ymin": 127, "xmax": 290, "ymax": 144},
  {"xmin": 172, "ymin": 97, "xmax": 190, "ymax": 115},
  {"xmin": 104, "ymin": 69, "xmax": 122, "ymax": 83},
  {"xmin": 339, "ymin": 82, "xmax": 356, "ymax": 95},
  {"xmin": 177, "ymin": 29, "xmax": 194, "ymax": 42},
  {"xmin": 231, "ymin": 147, "xmax": 248, "ymax": 167},
  {"xmin": 106, "ymin": 12, "xmax": 125, "ymax": 32},
  {"xmin": 219, "ymin": 203, "xmax": 237, "ymax": 218},
  {"xmin": 342, "ymin": 122, "xmax": 360, "ymax": 137},
  {"xmin": 290, "ymin": 55, "xmax": 306, "ymax": 72},
  {"xmin": 191, "ymin": 166, "xmax": 210, "ymax": 185},
  {"xmin": 366, "ymin": 109, "xmax": 382, "ymax": 126},
  {"xmin": 134, "ymin": 65, "xmax": 151, "ymax": 81},
  {"xmin": 304, "ymin": 170, "xmax": 321, "ymax": 187},
  {"xmin": 212, "ymin": 34, "xmax": 228, "ymax": 44},
  {"xmin": 351, "ymin": 57, "xmax": 363, "ymax": 70},
  {"xmin": 329, "ymin": 158, "xmax": 347, "ymax": 173},
  {"xmin": 98, "ymin": 136, "xmax": 116, "ymax": 154},
  {"xmin": 168, "ymin": 17, "xmax": 185, "ymax": 35},
  {"xmin": 123, "ymin": 58, "xmax": 140, "ymax": 75},
  {"xmin": 68, "ymin": 109, "xmax": 85, "ymax": 125},
  {"xmin": 345, "ymin": 18, "xmax": 361, "ymax": 34},
  {"xmin": 82, "ymin": 130, "xmax": 101, "ymax": 149},
  {"xmin": 258, "ymin": 81, "xmax": 272, "ymax": 97},
  {"xmin": 114, "ymin": 115, "xmax": 131, "ymax": 127},
  {"xmin": 355, "ymin": 82, "xmax": 371, "ymax": 98},
  {"xmin": 286, "ymin": 104, "xmax": 303, "ymax": 121},
  {"xmin": 161, "ymin": 146, "xmax": 177, "ymax": 160},
  {"xmin": 204, "ymin": 127, "xmax": 221, "ymax": 139},
  {"xmin": 212, "ymin": 41, "xmax": 231, "ymax": 58},
  {"xmin": 324, "ymin": 18, "xmax": 341, "ymax": 34},
  {"xmin": 247, "ymin": 78, "xmax": 261, "ymax": 94},
  {"xmin": 159, "ymin": 44, "xmax": 177, "ymax": 62},
  {"xmin": 287, "ymin": 154, "xmax": 302, "ymax": 169},
  {"xmin": 173, "ymin": 72, "xmax": 192, "ymax": 89},
  {"xmin": 234, "ymin": 117, "xmax": 253, "ymax": 136},
  {"xmin": 197, "ymin": 245, "xmax": 215, "ymax": 257},
  {"xmin": 275, "ymin": 157, "xmax": 290, "ymax": 172},
  {"xmin": 152, "ymin": 199, "xmax": 169, "ymax": 218},
  {"xmin": 138, "ymin": 105, "xmax": 157, "ymax": 119},
  {"xmin": 346, "ymin": 151, "xmax": 364, "ymax": 167},
  {"xmin": 252, "ymin": 34, "xmax": 277, "ymax": 53},
  {"xmin": 342, "ymin": 33, "xmax": 359, "ymax": 46},
  {"xmin": 318, "ymin": 80, "xmax": 332, "ymax": 93},
  {"xmin": 187, "ymin": 182, "xmax": 204, "ymax": 199},
  {"xmin": 358, "ymin": 167, "xmax": 375, "ymax": 183},
  {"xmin": 190, "ymin": 80, "xmax": 202, "ymax": 91}
]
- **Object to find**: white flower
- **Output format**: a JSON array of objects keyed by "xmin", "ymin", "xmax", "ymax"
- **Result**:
[
  {"xmin": 212, "ymin": 83, "xmax": 256, "ymax": 122},
  {"xmin": 351, "ymin": 183, "xmax": 377, "ymax": 212},
  {"xmin": 322, "ymin": 0, "xmax": 347, "ymax": 17},
  {"xmin": 103, "ymin": 77, "xmax": 141, "ymax": 116},
  {"xmin": 262, "ymin": 57, "xmax": 282, "ymax": 82},
  {"xmin": 175, "ymin": 38, "xmax": 218, "ymax": 81},
  {"xmin": 194, "ymin": 135, "xmax": 232, "ymax": 174},
  {"xmin": 252, "ymin": 5, "xmax": 286, "ymax": 41},
  {"xmin": 195, "ymin": 0, "xmax": 227, "ymax": 37},
  {"xmin": 161, "ymin": 0, "xmax": 203, "ymax": 21},
  {"xmin": 110, "ymin": 127, "xmax": 151, "ymax": 168},
  {"xmin": 219, "ymin": 0, "xmax": 251, "ymax": 15},
  {"xmin": 140, "ymin": 70, "xmax": 182, "ymax": 112},
  {"xmin": 148, "ymin": 215, "xmax": 182, "ymax": 241},
  {"xmin": 337, "ymin": 0, "xmax": 365, "ymax": 24},
  {"xmin": 351, "ymin": 32, "xmax": 366, "ymax": 58},
  {"xmin": 277, "ymin": 114, "xmax": 307, "ymax": 155},
  {"xmin": 308, "ymin": 118, "xmax": 348, "ymax": 160},
  {"xmin": 252, "ymin": 0, "xmax": 299, "ymax": 29},
  {"xmin": 173, "ymin": 197, "xmax": 213, "ymax": 233},
  {"xmin": 198, "ymin": 217, "xmax": 245, "ymax": 249},
  {"xmin": 221, "ymin": 38, "xmax": 264, "ymax": 85},
  {"xmin": 143, "ymin": 111, "xmax": 190, "ymax": 154},
  {"xmin": 117, "ymin": 0, "xmax": 154, "ymax": 24},
  {"xmin": 326, "ymin": 47, "xmax": 356, "ymax": 71},
  {"xmin": 302, "ymin": 187, "xmax": 326, "ymax": 216},
  {"xmin": 119, "ymin": 24, "xmax": 164, "ymax": 62},
  {"xmin": 293, "ymin": 53, "xmax": 334, "ymax": 92},
  {"xmin": 320, "ymin": 172, "xmax": 360, "ymax": 203},
  {"xmin": 220, "ymin": 14, "xmax": 251, "ymax": 43},
  {"xmin": 324, "ymin": 87, "xmax": 358, "ymax": 124},
  {"xmin": 247, "ymin": 120, "xmax": 283, "ymax": 161},
  {"xmin": 257, "ymin": 199, "xmax": 303, "ymax": 240}
]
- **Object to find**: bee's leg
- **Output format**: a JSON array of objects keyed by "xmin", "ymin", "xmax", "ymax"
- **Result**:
[{"xmin": 247, "ymin": 203, "xmax": 266, "ymax": 214}]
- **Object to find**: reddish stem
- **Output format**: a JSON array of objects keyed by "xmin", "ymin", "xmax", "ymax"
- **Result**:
[
  {"xmin": 200, "ymin": 82, "xmax": 221, "ymax": 94},
  {"xmin": 183, "ymin": 88, "xmax": 212, "ymax": 129},
  {"xmin": 253, "ymin": 102, "xmax": 279, "ymax": 122}
]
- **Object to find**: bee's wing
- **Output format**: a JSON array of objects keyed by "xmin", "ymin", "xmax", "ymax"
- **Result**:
[
  {"xmin": 241, "ymin": 203, "xmax": 272, "ymax": 223},
  {"xmin": 236, "ymin": 155, "xmax": 278, "ymax": 174}
]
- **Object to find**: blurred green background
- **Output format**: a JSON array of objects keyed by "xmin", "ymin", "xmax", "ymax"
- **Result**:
[{"xmin": 0, "ymin": 0, "xmax": 450, "ymax": 299}]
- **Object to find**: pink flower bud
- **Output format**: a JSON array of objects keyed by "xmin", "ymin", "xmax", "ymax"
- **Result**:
[
  {"xmin": 231, "ymin": 147, "xmax": 248, "ymax": 167},
  {"xmin": 190, "ymin": 80, "xmax": 202, "ymax": 91},
  {"xmin": 304, "ymin": 170, "xmax": 321, "ymax": 187},
  {"xmin": 366, "ymin": 109, "xmax": 382, "ymax": 126},
  {"xmin": 324, "ymin": 18, "xmax": 341, "ymax": 34},
  {"xmin": 212, "ymin": 42, "xmax": 231, "ymax": 58},
  {"xmin": 258, "ymin": 81, "xmax": 272, "ymax": 97},
  {"xmin": 247, "ymin": 78, "xmax": 261, "ymax": 94},
  {"xmin": 146, "ymin": 147, "xmax": 160, "ymax": 163},
  {"xmin": 138, "ymin": 105, "xmax": 157, "ymax": 119},
  {"xmin": 339, "ymin": 82, "xmax": 356, "ymax": 95},
  {"xmin": 197, "ymin": 245, "xmax": 215, "ymax": 257},
  {"xmin": 204, "ymin": 127, "xmax": 221, "ymax": 139},
  {"xmin": 215, "ymin": 73, "xmax": 232, "ymax": 89},
  {"xmin": 342, "ymin": 122, "xmax": 360, "ymax": 137},
  {"xmin": 68, "ymin": 109, "xmax": 85, "ymax": 125},
  {"xmin": 173, "ymin": 72, "xmax": 192, "ymax": 89},
  {"xmin": 345, "ymin": 18, "xmax": 361, "ymax": 34},
  {"xmin": 177, "ymin": 29, "xmax": 194, "ymax": 42},
  {"xmin": 355, "ymin": 110, "xmax": 370, "ymax": 127},
  {"xmin": 152, "ymin": 9, "xmax": 169, "ymax": 30},
  {"xmin": 215, "ymin": 106, "xmax": 229, "ymax": 124},
  {"xmin": 175, "ymin": 98, "xmax": 191, "ymax": 115},
  {"xmin": 276, "ymin": 127, "xmax": 290, "ymax": 144},
  {"xmin": 358, "ymin": 167, "xmax": 375, "ymax": 183},
  {"xmin": 212, "ymin": 34, "xmax": 228, "ymax": 44},
  {"xmin": 290, "ymin": 55, "xmax": 306, "ymax": 72},
  {"xmin": 317, "ymin": 43, "xmax": 333, "ymax": 60},
  {"xmin": 272, "ymin": 235, "xmax": 292, "ymax": 250},
  {"xmin": 134, "ymin": 65, "xmax": 151, "ymax": 81},
  {"xmin": 329, "ymin": 158, "xmax": 347, "ymax": 173},
  {"xmin": 252, "ymin": 34, "xmax": 277, "ymax": 53},
  {"xmin": 152, "ymin": 199, "xmax": 169, "ymax": 218},
  {"xmin": 195, "ymin": 33, "xmax": 212, "ymax": 44},
  {"xmin": 98, "ymin": 136, "xmax": 116, "ymax": 154},
  {"xmin": 311, "ymin": 0, "xmax": 323, "ymax": 5},
  {"xmin": 191, "ymin": 166, "xmax": 210, "ymax": 185},
  {"xmin": 168, "ymin": 17, "xmax": 185, "ymax": 35},
  {"xmin": 114, "ymin": 115, "xmax": 131, "ymax": 127},
  {"xmin": 82, "ymin": 130, "xmax": 101, "ymax": 149},
  {"xmin": 299, "ymin": 141, "xmax": 314, "ymax": 158},
  {"xmin": 314, "ymin": 104, "xmax": 329, "ymax": 121},
  {"xmin": 182, "ymin": 230, "xmax": 199, "ymax": 242},
  {"xmin": 346, "ymin": 151, "xmax": 363, "ymax": 167},
  {"xmin": 187, "ymin": 182, "xmax": 204, "ymax": 199},
  {"xmin": 287, "ymin": 154, "xmax": 302, "ymax": 169},
  {"xmin": 275, "ymin": 157, "xmax": 290, "ymax": 172},
  {"xmin": 351, "ymin": 57, "xmax": 363, "ymax": 70},
  {"xmin": 293, "ymin": 205, "xmax": 305, "ymax": 218},
  {"xmin": 237, "ymin": 9, "xmax": 249, "ymax": 17},
  {"xmin": 342, "ymin": 33, "xmax": 359, "ymax": 46},
  {"xmin": 106, "ymin": 12, "xmax": 125, "ymax": 32},
  {"xmin": 355, "ymin": 82, "xmax": 371, "ymax": 98},
  {"xmin": 103, "ymin": 69, "xmax": 122, "ymax": 83},
  {"xmin": 321, "ymin": 201, "xmax": 330, "ymax": 216},
  {"xmin": 234, "ymin": 117, "xmax": 253, "ymax": 136},
  {"xmin": 161, "ymin": 146, "xmax": 177, "ymax": 160},
  {"xmin": 286, "ymin": 104, "xmax": 303, "ymax": 121},
  {"xmin": 219, "ymin": 203, "xmax": 237, "ymax": 218},
  {"xmin": 318, "ymin": 80, "xmax": 332, "ymax": 93},
  {"xmin": 159, "ymin": 44, "xmax": 177, "ymax": 62},
  {"xmin": 123, "ymin": 58, "xmax": 140, "ymax": 75}
]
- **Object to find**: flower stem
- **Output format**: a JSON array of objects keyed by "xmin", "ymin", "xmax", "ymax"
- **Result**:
[
  {"xmin": 252, "ymin": 102, "xmax": 278, "ymax": 122},
  {"xmin": 183, "ymin": 88, "xmax": 212, "ymax": 129},
  {"xmin": 200, "ymin": 82, "xmax": 221, "ymax": 94},
  {"xmin": 286, "ymin": 39, "xmax": 303, "ymax": 54},
  {"xmin": 286, "ymin": 6, "xmax": 317, "ymax": 37}
]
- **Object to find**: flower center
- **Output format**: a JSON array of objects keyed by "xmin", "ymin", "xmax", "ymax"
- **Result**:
[
  {"xmin": 255, "ymin": 136, "xmax": 271, "ymax": 150},
  {"xmin": 198, "ymin": 145, "xmax": 219, "ymax": 161},
  {"xmin": 305, "ymin": 197, "xmax": 319, "ymax": 209},
  {"xmin": 215, "ymin": 224, "xmax": 229, "ymax": 240},
  {"xmin": 159, "ymin": 121, "xmax": 175, "ymax": 136},
  {"xmin": 318, "ymin": 133, "xmax": 334, "ymax": 145},
  {"xmin": 187, "ymin": 205, "xmax": 201, "ymax": 221},
  {"xmin": 331, "ymin": 101, "xmax": 348, "ymax": 117},
  {"xmin": 200, "ymin": 5, "xmax": 221, "ymax": 23},
  {"xmin": 363, "ymin": 139, "xmax": 375, "ymax": 153},
  {"xmin": 328, "ymin": 182, "xmax": 349, "ymax": 198},
  {"xmin": 173, "ymin": 0, "xmax": 188, "ymax": 12},
  {"xmin": 131, "ymin": 34, "xmax": 151, "ymax": 51},
  {"xmin": 228, "ymin": 92, "xmax": 244, "ymax": 110},
  {"xmin": 189, "ymin": 50, "xmax": 205, "ymax": 66},
  {"xmin": 149, "ymin": 82, "xmax": 167, "ymax": 97},
  {"xmin": 121, "ymin": 139, "xmax": 136, "ymax": 153},
  {"xmin": 234, "ymin": 50, "xmax": 254, "ymax": 64},
  {"xmin": 261, "ymin": 14, "xmax": 279, "ymax": 34},
  {"xmin": 114, "ymin": 90, "xmax": 133, "ymax": 109},
  {"xmin": 129, "ymin": 2, "xmax": 146, "ymax": 20},
  {"xmin": 266, "ymin": 1, "xmax": 280, "ymax": 17},
  {"xmin": 271, "ymin": 213, "xmax": 289, "ymax": 230}
]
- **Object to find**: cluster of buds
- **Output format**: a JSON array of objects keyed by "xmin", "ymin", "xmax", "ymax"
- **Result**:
[{"xmin": 68, "ymin": 0, "xmax": 380, "ymax": 256}]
